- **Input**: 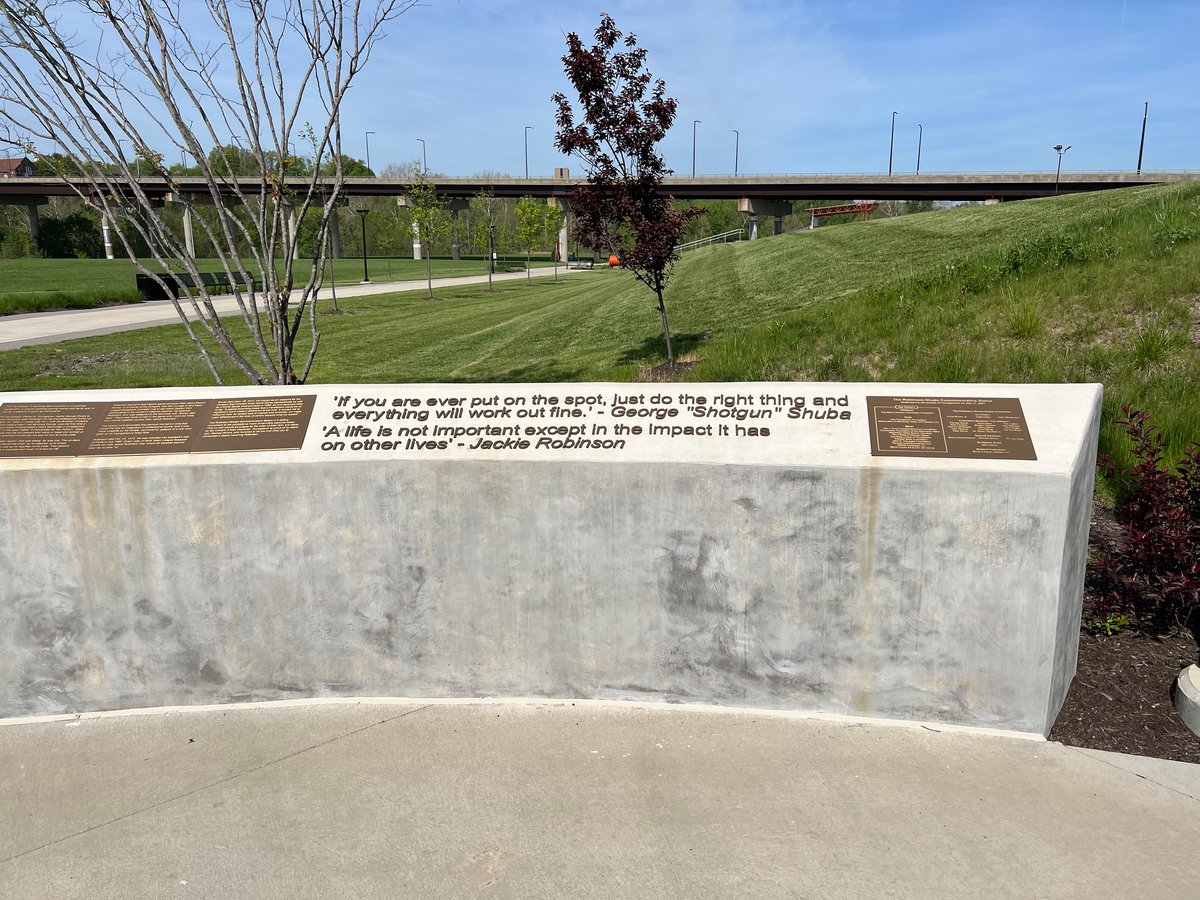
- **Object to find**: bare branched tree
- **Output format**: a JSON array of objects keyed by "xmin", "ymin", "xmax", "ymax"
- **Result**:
[{"xmin": 0, "ymin": 0, "xmax": 416, "ymax": 384}]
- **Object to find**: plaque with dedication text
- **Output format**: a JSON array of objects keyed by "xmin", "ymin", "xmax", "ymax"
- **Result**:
[
  {"xmin": 0, "ymin": 395, "xmax": 315, "ymax": 459},
  {"xmin": 866, "ymin": 396, "xmax": 1036, "ymax": 460}
]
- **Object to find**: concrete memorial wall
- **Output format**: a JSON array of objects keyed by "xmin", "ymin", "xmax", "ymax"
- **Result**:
[{"xmin": 0, "ymin": 382, "xmax": 1101, "ymax": 734}]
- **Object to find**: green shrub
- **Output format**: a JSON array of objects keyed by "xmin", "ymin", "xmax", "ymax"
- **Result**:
[{"xmin": 1089, "ymin": 407, "xmax": 1200, "ymax": 632}]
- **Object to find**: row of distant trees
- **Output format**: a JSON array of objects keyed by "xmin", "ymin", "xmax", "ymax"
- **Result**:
[{"xmin": 0, "ymin": 193, "xmax": 942, "ymax": 261}]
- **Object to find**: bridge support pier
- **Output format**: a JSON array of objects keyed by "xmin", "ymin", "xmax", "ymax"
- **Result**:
[
  {"xmin": 737, "ymin": 198, "xmax": 792, "ymax": 240},
  {"xmin": 25, "ymin": 203, "xmax": 40, "ymax": 244},
  {"xmin": 182, "ymin": 207, "xmax": 196, "ymax": 260},
  {"xmin": 329, "ymin": 212, "xmax": 342, "ymax": 259},
  {"xmin": 288, "ymin": 208, "xmax": 300, "ymax": 261},
  {"xmin": 548, "ymin": 196, "xmax": 570, "ymax": 261}
]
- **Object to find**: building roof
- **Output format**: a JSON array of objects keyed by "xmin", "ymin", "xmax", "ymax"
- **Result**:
[{"xmin": 0, "ymin": 157, "xmax": 36, "ymax": 176}]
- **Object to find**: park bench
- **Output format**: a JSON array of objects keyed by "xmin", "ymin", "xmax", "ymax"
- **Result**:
[{"xmin": 135, "ymin": 271, "xmax": 257, "ymax": 301}]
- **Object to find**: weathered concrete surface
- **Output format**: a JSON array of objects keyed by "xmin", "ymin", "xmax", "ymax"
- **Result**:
[
  {"xmin": 1, "ymin": 701, "xmax": 1197, "ymax": 899},
  {"xmin": 0, "ymin": 383, "xmax": 1101, "ymax": 733}
]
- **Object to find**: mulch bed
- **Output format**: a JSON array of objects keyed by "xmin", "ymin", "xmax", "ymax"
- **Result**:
[
  {"xmin": 1050, "ymin": 629, "xmax": 1199, "ymax": 763},
  {"xmin": 1048, "ymin": 498, "xmax": 1200, "ymax": 763}
]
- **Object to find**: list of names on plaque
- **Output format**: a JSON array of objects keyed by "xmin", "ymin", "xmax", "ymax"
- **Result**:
[
  {"xmin": 866, "ymin": 396, "xmax": 1036, "ymax": 460},
  {"xmin": 0, "ymin": 396, "xmax": 315, "ymax": 459}
]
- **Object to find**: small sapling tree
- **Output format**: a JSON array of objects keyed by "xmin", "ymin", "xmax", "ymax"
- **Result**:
[
  {"xmin": 552, "ymin": 13, "xmax": 701, "ymax": 364},
  {"xmin": 470, "ymin": 187, "xmax": 500, "ymax": 292},
  {"xmin": 406, "ymin": 166, "xmax": 449, "ymax": 300},
  {"xmin": 515, "ymin": 195, "xmax": 546, "ymax": 284},
  {"xmin": 0, "ymin": 0, "xmax": 416, "ymax": 384}
]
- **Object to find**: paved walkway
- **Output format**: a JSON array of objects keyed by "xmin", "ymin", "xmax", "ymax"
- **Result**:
[
  {"xmin": 1, "ymin": 699, "xmax": 1197, "ymax": 898},
  {"xmin": 0, "ymin": 267, "xmax": 588, "ymax": 351}
]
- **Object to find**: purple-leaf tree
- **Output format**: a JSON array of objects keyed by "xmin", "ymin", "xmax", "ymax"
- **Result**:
[{"xmin": 552, "ymin": 13, "xmax": 701, "ymax": 365}]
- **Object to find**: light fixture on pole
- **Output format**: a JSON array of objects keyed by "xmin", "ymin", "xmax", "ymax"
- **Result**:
[
  {"xmin": 1053, "ymin": 143, "xmax": 1071, "ymax": 194},
  {"xmin": 524, "ymin": 125, "xmax": 533, "ymax": 179},
  {"xmin": 365, "ymin": 131, "xmax": 375, "ymax": 173},
  {"xmin": 733, "ymin": 129, "xmax": 739, "ymax": 176},
  {"xmin": 692, "ymin": 120, "xmax": 700, "ymax": 177},
  {"xmin": 888, "ymin": 111, "xmax": 897, "ymax": 177},
  {"xmin": 417, "ymin": 138, "xmax": 426, "ymax": 173},
  {"xmin": 916, "ymin": 123, "xmax": 923, "ymax": 174}
]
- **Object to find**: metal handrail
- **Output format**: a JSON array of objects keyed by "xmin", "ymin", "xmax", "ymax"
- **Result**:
[{"xmin": 677, "ymin": 227, "xmax": 747, "ymax": 252}]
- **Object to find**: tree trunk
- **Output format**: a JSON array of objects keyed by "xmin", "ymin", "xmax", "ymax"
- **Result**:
[
  {"xmin": 425, "ymin": 246, "xmax": 433, "ymax": 299},
  {"xmin": 656, "ymin": 287, "xmax": 674, "ymax": 364}
]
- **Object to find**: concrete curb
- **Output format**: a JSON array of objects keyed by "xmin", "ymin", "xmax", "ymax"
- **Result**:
[
  {"xmin": 1176, "ymin": 664, "xmax": 1200, "ymax": 737},
  {"xmin": 0, "ymin": 695, "xmax": 1046, "ymax": 742}
]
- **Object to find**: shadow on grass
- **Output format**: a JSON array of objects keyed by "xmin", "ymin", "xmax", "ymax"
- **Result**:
[
  {"xmin": 490, "ymin": 360, "xmax": 587, "ymax": 383},
  {"xmin": 617, "ymin": 331, "xmax": 708, "ymax": 366}
]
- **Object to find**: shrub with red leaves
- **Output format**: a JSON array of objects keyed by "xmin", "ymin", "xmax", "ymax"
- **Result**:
[{"xmin": 1090, "ymin": 406, "xmax": 1200, "ymax": 632}]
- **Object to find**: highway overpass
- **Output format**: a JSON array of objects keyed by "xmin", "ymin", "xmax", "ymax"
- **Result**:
[{"xmin": 1, "ymin": 170, "xmax": 1197, "ymax": 205}]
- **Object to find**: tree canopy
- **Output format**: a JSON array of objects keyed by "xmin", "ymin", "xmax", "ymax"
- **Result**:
[{"xmin": 552, "ymin": 13, "xmax": 701, "ymax": 364}]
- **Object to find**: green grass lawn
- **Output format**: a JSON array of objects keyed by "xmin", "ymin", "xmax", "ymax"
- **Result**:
[
  {"xmin": 0, "ymin": 254, "xmax": 554, "ymax": 315},
  {"xmin": 3, "ymin": 181, "xmax": 1199, "ymax": 477}
]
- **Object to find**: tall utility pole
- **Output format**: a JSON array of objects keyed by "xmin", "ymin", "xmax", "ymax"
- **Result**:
[
  {"xmin": 692, "ymin": 119, "xmax": 700, "ymax": 177},
  {"xmin": 1136, "ymin": 101, "xmax": 1149, "ymax": 175},
  {"xmin": 364, "ymin": 130, "xmax": 375, "ymax": 173},
  {"xmin": 417, "ymin": 138, "xmax": 427, "ymax": 173},
  {"xmin": 733, "ymin": 129, "xmax": 739, "ymax": 175},
  {"xmin": 1053, "ymin": 143, "xmax": 1071, "ymax": 194},
  {"xmin": 888, "ymin": 111, "xmax": 897, "ymax": 176},
  {"xmin": 524, "ymin": 125, "xmax": 533, "ymax": 178},
  {"xmin": 916, "ymin": 123, "xmax": 923, "ymax": 174}
]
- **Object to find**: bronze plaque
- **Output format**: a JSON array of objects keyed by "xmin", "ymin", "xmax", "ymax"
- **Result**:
[
  {"xmin": 866, "ymin": 396, "xmax": 1036, "ymax": 460},
  {"xmin": 0, "ymin": 395, "xmax": 315, "ymax": 458},
  {"xmin": 191, "ymin": 395, "xmax": 315, "ymax": 453},
  {"xmin": 0, "ymin": 402, "xmax": 106, "ymax": 457}
]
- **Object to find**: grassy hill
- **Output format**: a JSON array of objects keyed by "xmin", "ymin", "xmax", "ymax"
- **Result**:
[{"xmin": 2, "ymin": 181, "xmax": 1199, "ymax": 472}]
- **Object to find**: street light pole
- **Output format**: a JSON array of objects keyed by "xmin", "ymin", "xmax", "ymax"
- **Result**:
[
  {"xmin": 888, "ymin": 111, "xmax": 897, "ymax": 177},
  {"xmin": 365, "ymin": 131, "xmax": 375, "ymax": 173},
  {"xmin": 1136, "ymin": 101, "xmax": 1148, "ymax": 175},
  {"xmin": 1053, "ymin": 143, "xmax": 1071, "ymax": 194},
  {"xmin": 692, "ymin": 120, "xmax": 700, "ymax": 177},
  {"xmin": 524, "ymin": 125, "xmax": 533, "ymax": 178},
  {"xmin": 733, "ymin": 129, "xmax": 739, "ymax": 175},
  {"xmin": 916, "ymin": 123, "xmax": 923, "ymax": 174},
  {"xmin": 417, "ymin": 138, "xmax": 426, "ymax": 173}
]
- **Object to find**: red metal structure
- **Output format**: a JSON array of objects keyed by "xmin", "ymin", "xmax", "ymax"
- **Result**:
[{"xmin": 806, "ymin": 202, "xmax": 878, "ymax": 229}]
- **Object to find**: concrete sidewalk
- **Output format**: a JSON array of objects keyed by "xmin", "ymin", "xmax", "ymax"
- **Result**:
[
  {"xmin": 1, "ymin": 700, "xmax": 1196, "ymax": 898},
  {"xmin": 0, "ymin": 266, "xmax": 589, "ymax": 351}
]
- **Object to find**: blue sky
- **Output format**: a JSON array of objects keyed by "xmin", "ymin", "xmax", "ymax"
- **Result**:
[{"xmin": 346, "ymin": 0, "xmax": 1200, "ymax": 177}]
